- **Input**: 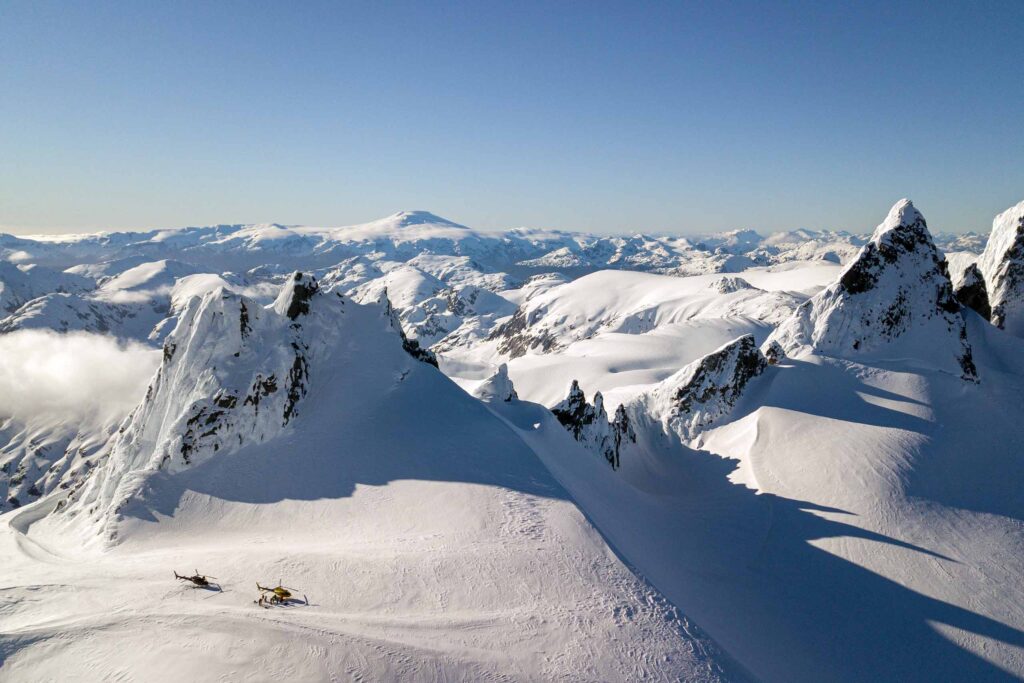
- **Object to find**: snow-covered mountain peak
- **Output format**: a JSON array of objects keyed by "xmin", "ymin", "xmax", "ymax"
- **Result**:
[
  {"xmin": 767, "ymin": 199, "xmax": 977, "ymax": 380},
  {"xmin": 549, "ymin": 335, "xmax": 768, "ymax": 466},
  {"xmin": 977, "ymin": 198, "xmax": 1024, "ymax": 335},
  {"xmin": 53, "ymin": 273, "xmax": 364, "ymax": 538},
  {"xmin": 869, "ymin": 198, "xmax": 924, "ymax": 243},
  {"xmin": 693, "ymin": 228, "xmax": 764, "ymax": 254},
  {"xmin": 386, "ymin": 210, "xmax": 467, "ymax": 229}
]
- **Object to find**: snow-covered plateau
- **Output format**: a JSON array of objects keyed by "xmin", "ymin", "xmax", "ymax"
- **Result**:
[{"xmin": 3, "ymin": 203, "xmax": 1024, "ymax": 682}]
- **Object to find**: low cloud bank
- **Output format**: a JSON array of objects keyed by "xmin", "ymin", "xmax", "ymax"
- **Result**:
[{"xmin": 0, "ymin": 330, "xmax": 160, "ymax": 427}]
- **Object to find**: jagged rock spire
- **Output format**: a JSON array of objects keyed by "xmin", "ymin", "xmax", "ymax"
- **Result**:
[
  {"xmin": 551, "ymin": 381, "xmax": 631, "ymax": 469},
  {"xmin": 273, "ymin": 271, "xmax": 320, "ymax": 320},
  {"xmin": 767, "ymin": 199, "xmax": 977, "ymax": 381}
]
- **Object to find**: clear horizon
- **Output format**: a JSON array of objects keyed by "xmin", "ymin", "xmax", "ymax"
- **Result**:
[
  {"xmin": 0, "ymin": 205, "xmax": 1006, "ymax": 241},
  {"xmin": 2, "ymin": 1, "xmax": 1022, "ymax": 236}
]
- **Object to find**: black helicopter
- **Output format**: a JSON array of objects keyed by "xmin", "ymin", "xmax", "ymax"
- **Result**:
[{"xmin": 174, "ymin": 570, "xmax": 218, "ymax": 589}]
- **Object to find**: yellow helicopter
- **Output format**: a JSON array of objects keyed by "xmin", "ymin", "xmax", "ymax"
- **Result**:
[{"xmin": 256, "ymin": 580, "xmax": 307, "ymax": 608}]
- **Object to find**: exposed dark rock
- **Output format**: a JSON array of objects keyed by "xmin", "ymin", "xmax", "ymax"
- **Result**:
[
  {"xmin": 954, "ymin": 263, "xmax": 991, "ymax": 321},
  {"xmin": 402, "ymin": 338, "xmax": 439, "ymax": 368},
  {"xmin": 283, "ymin": 344, "xmax": 310, "ymax": 425},
  {"xmin": 243, "ymin": 374, "xmax": 278, "ymax": 411},
  {"xmin": 551, "ymin": 381, "xmax": 632, "ymax": 470},
  {"xmin": 489, "ymin": 307, "xmax": 559, "ymax": 359},
  {"xmin": 770, "ymin": 200, "xmax": 978, "ymax": 382},
  {"xmin": 610, "ymin": 405, "xmax": 635, "ymax": 470},
  {"xmin": 670, "ymin": 335, "xmax": 767, "ymax": 418},
  {"xmin": 552, "ymin": 380, "xmax": 597, "ymax": 440},
  {"xmin": 239, "ymin": 300, "xmax": 252, "ymax": 337},
  {"xmin": 379, "ymin": 289, "xmax": 439, "ymax": 367},
  {"xmin": 214, "ymin": 391, "xmax": 238, "ymax": 409},
  {"xmin": 763, "ymin": 340, "xmax": 784, "ymax": 365},
  {"xmin": 283, "ymin": 272, "xmax": 320, "ymax": 320},
  {"xmin": 978, "ymin": 200, "xmax": 1024, "ymax": 334}
]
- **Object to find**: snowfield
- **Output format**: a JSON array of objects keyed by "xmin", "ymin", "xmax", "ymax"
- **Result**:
[{"xmin": 3, "ymin": 202, "xmax": 1024, "ymax": 682}]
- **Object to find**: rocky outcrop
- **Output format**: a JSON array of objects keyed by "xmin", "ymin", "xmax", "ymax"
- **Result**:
[
  {"xmin": 473, "ymin": 364, "xmax": 518, "ymax": 403},
  {"xmin": 275, "ymin": 272, "xmax": 319, "ymax": 320},
  {"xmin": 625, "ymin": 335, "xmax": 768, "ymax": 444},
  {"xmin": 767, "ymin": 199, "xmax": 977, "ymax": 381},
  {"xmin": 708, "ymin": 276, "xmax": 755, "ymax": 294},
  {"xmin": 378, "ymin": 289, "xmax": 439, "ymax": 367},
  {"xmin": 53, "ymin": 272, "xmax": 356, "ymax": 538},
  {"xmin": 552, "ymin": 337, "xmax": 767, "ymax": 465},
  {"xmin": 953, "ymin": 263, "xmax": 991, "ymax": 321},
  {"xmin": 762, "ymin": 339, "xmax": 785, "ymax": 365},
  {"xmin": 551, "ymin": 381, "xmax": 633, "ymax": 469},
  {"xmin": 489, "ymin": 306, "xmax": 560, "ymax": 359},
  {"xmin": 978, "ymin": 199, "xmax": 1024, "ymax": 335}
]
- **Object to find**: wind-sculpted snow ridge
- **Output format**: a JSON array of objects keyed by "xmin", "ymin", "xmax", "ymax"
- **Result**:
[
  {"xmin": 54, "ymin": 272, "xmax": 433, "ymax": 542},
  {"xmin": 978, "ymin": 199, "xmax": 1024, "ymax": 336},
  {"xmin": 767, "ymin": 199, "xmax": 978, "ymax": 381},
  {"xmin": 472, "ymin": 363, "xmax": 518, "ymax": 402},
  {"xmin": 376, "ymin": 288, "xmax": 440, "ymax": 367}
]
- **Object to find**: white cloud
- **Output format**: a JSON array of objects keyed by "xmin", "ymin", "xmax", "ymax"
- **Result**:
[{"xmin": 0, "ymin": 330, "xmax": 160, "ymax": 427}]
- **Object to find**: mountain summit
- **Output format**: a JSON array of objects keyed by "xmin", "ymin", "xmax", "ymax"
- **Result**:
[
  {"xmin": 767, "ymin": 199, "xmax": 977, "ymax": 380},
  {"xmin": 382, "ymin": 210, "xmax": 469, "ymax": 229}
]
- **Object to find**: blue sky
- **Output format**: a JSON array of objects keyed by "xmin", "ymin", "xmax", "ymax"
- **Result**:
[{"xmin": 1, "ymin": 1, "xmax": 1022, "ymax": 235}]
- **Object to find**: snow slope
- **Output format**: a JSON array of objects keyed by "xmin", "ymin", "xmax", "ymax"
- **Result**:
[
  {"xmin": 493, "ymin": 323, "xmax": 1024, "ymax": 681},
  {"xmin": 465, "ymin": 200, "xmax": 1024, "ymax": 680},
  {"xmin": 1, "ymin": 275, "xmax": 743, "ymax": 682},
  {"xmin": 4, "ymin": 202, "xmax": 1024, "ymax": 681}
]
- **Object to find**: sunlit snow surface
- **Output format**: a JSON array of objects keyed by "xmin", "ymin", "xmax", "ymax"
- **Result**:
[{"xmin": 2, "ymin": 208, "xmax": 1024, "ymax": 682}]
